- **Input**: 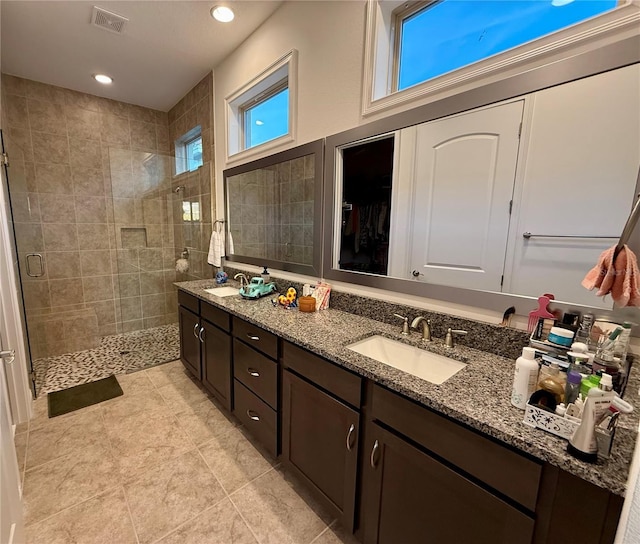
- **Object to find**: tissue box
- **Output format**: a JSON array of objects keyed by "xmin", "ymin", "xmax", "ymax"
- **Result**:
[{"xmin": 523, "ymin": 404, "xmax": 579, "ymax": 440}]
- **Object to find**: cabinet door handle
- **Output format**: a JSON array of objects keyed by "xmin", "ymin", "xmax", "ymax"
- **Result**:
[
  {"xmin": 199, "ymin": 326, "xmax": 205, "ymax": 343},
  {"xmin": 246, "ymin": 333, "xmax": 260, "ymax": 341},
  {"xmin": 370, "ymin": 440, "xmax": 379, "ymax": 468},
  {"xmin": 247, "ymin": 368, "xmax": 260, "ymax": 378},
  {"xmin": 193, "ymin": 323, "xmax": 199, "ymax": 338},
  {"xmin": 246, "ymin": 409, "xmax": 260, "ymax": 422},
  {"xmin": 346, "ymin": 423, "xmax": 355, "ymax": 451}
]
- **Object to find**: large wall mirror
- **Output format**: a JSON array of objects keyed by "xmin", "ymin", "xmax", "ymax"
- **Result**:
[
  {"xmin": 324, "ymin": 37, "xmax": 640, "ymax": 316},
  {"xmin": 224, "ymin": 139, "xmax": 324, "ymax": 276}
]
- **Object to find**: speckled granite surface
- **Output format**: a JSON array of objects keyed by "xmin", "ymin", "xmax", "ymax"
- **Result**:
[{"xmin": 176, "ymin": 279, "xmax": 639, "ymax": 497}]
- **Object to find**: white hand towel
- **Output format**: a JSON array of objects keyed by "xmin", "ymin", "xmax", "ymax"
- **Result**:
[{"xmin": 208, "ymin": 231, "xmax": 221, "ymax": 267}]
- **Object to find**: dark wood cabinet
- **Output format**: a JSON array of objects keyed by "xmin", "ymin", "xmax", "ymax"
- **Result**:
[
  {"xmin": 179, "ymin": 305, "xmax": 201, "ymax": 380},
  {"xmin": 362, "ymin": 422, "xmax": 534, "ymax": 544},
  {"xmin": 201, "ymin": 320, "xmax": 232, "ymax": 410},
  {"xmin": 282, "ymin": 369, "xmax": 360, "ymax": 530}
]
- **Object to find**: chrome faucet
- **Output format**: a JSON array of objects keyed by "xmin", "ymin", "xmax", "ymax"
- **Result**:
[
  {"xmin": 411, "ymin": 316, "xmax": 432, "ymax": 341},
  {"xmin": 394, "ymin": 314, "xmax": 410, "ymax": 335},
  {"xmin": 445, "ymin": 328, "xmax": 468, "ymax": 348},
  {"xmin": 234, "ymin": 273, "xmax": 249, "ymax": 292}
]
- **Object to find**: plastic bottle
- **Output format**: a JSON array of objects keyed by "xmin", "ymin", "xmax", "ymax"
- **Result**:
[
  {"xmin": 613, "ymin": 322, "xmax": 632, "ymax": 364},
  {"xmin": 511, "ymin": 347, "xmax": 539, "ymax": 410},
  {"xmin": 538, "ymin": 362, "xmax": 566, "ymax": 389},
  {"xmin": 565, "ymin": 370, "xmax": 582, "ymax": 405},
  {"xmin": 580, "ymin": 374, "xmax": 601, "ymax": 398}
]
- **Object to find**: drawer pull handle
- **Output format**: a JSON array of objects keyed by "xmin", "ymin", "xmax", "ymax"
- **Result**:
[
  {"xmin": 346, "ymin": 423, "xmax": 355, "ymax": 451},
  {"xmin": 247, "ymin": 409, "xmax": 260, "ymax": 422},
  {"xmin": 246, "ymin": 333, "xmax": 260, "ymax": 341},
  {"xmin": 199, "ymin": 326, "xmax": 205, "ymax": 343},
  {"xmin": 370, "ymin": 440, "xmax": 379, "ymax": 468},
  {"xmin": 193, "ymin": 323, "xmax": 199, "ymax": 338},
  {"xmin": 247, "ymin": 368, "xmax": 260, "ymax": 378}
]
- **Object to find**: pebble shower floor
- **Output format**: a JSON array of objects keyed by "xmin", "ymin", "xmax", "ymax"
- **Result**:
[{"xmin": 33, "ymin": 323, "xmax": 180, "ymax": 395}]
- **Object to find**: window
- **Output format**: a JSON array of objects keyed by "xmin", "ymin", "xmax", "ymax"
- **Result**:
[
  {"xmin": 226, "ymin": 50, "xmax": 297, "ymax": 159},
  {"xmin": 394, "ymin": 0, "xmax": 617, "ymax": 92},
  {"xmin": 175, "ymin": 126, "xmax": 203, "ymax": 175},
  {"xmin": 363, "ymin": 0, "xmax": 635, "ymax": 115}
]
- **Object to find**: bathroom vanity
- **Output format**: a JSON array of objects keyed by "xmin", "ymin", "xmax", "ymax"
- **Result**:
[{"xmin": 176, "ymin": 280, "xmax": 636, "ymax": 544}]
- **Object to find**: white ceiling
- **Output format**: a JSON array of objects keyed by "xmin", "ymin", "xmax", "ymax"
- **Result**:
[{"xmin": 1, "ymin": 1, "xmax": 283, "ymax": 111}]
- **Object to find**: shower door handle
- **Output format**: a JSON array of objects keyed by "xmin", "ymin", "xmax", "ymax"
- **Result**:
[{"xmin": 25, "ymin": 253, "xmax": 44, "ymax": 277}]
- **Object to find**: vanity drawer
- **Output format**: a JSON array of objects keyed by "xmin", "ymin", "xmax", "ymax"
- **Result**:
[
  {"xmin": 371, "ymin": 384, "xmax": 541, "ymax": 511},
  {"xmin": 233, "ymin": 379, "xmax": 278, "ymax": 457},
  {"xmin": 233, "ymin": 317, "xmax": 278, "ymax": 360},
  {"xmin": 282, "ymin": 342, "xmax": 362, "ymax": 409},
  {"xmin": 200, "ymin": 301, "xmax": 231, "ymax": 332},
  {"xmin": 233, "ymin": 338, "xmax": 278, "ymax": 409},
  {"xmin": 178, "ymin": 290, "xmax": 199, "ymax": 313}
]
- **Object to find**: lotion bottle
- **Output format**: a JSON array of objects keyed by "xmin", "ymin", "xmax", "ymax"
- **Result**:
[{"xmin": 511, "ymin": 347, "xmax": 539, "ymax": 410}]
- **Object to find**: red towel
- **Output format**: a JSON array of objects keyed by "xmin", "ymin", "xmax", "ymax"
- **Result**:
[{"xmin": 582, "ymin": 245, "xmax": 640, "ymax": 307}]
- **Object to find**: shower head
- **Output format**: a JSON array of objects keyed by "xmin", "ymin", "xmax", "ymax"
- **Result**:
[{"xmin": 174, "ymin": 186, "xmax": 185, "ymax": 193}]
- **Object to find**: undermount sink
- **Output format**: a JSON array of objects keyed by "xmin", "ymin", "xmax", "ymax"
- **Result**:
[
  {"xmin": 203, "ymin": 286, "xmax": 240, "ymax": 297},
  {"xmin": 347, "ymin": 335, "xmax": 466, "ymax": 385}
]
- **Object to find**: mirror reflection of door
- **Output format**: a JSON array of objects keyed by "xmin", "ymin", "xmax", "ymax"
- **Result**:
[
  {"xmin": 396, "ymin": 101, "xmax": 524, "ymax": 291},
  {"xmin": 339, "ymin": 136, "xmax": 395, "ymax": 275}
]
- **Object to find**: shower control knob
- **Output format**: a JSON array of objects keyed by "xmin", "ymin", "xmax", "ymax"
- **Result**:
[{"xmin": 412, "ymin": 270, "xmax": 423, "ymax": 277}]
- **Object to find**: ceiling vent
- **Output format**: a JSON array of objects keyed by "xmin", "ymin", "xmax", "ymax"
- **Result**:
[{"xmin": 91, "ymin": 6, "xmax": 128, "ymax": 34}]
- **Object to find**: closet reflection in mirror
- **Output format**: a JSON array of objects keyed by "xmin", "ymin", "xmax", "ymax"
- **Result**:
[
  {"xmin": 224, "ymin": 139, "xmax": 323, "ymax": 275},
  {"xmin": 329, "ymin": 64, "xmax": 640, "ymax": 309},
  {"xmin": 339, "ymin": 136, "xmax": 394, "ymax": 275}
]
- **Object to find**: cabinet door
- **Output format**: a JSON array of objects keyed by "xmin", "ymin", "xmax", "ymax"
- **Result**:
[
  {"xmin": 282, "ymin": 369, "xmax": 360, "ymax": 531},
  {"xmin": 179, "ymin": 306, "xmax": 201, "ymax": 380},
  {"xmin": 202, "ymin": 320, "xmax": 232, "ymax": 411},
  {"xmin": 363, "ymin": 422, "xmax": 534, "ymax": 544}
]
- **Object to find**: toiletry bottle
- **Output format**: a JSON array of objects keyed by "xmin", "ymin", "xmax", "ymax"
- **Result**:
[
  {"xmin": 580, "ymin": 374, "xmax": 601, "ymax": 398},
  {"xmin": 565, "ymin": 370, "xmax": 582, "ymax": 405},
  {"xmin": 511, "ymin": 347, "xmax": 539, "ymax": 410},
  {"xmin": 538, "ymin": 362, "xmax": 566, "ymax": 389},
  {"xmin": 568, "ymin": 395, "xmax": 599, "ymax": 462},
  {"xmin": 613, "ymin": 322, "xmax": 632, "ymax": 366}
]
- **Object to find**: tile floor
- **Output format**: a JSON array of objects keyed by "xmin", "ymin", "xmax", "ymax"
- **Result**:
[{"xmin": 15, "ymin": 360, "xmax": 358, "ymax": 544}]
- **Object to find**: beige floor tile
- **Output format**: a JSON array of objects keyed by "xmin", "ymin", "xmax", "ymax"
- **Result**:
[
  {"xmin": 105, "ymin": 408, "xmax": 195, "ymax": 481},
  {"xmin": 101, "ymin": 388, "xmax": 169, "ymax": 421},
  {"xmin": 26, "ymin": 409, "xmax": 108, "ymax": 469},
  {"xmin": 23, "ymin": 443, "xmax": 120, "ymax": 525},
  {"xmin": 24, "ymin": 487, "xmax": 137, "ymax": 544},
  {"xmin": 16, "ymin": 420, "xmax": 30, "ymax": 435},
  {"xmin": 200, "ymin": 426, "xmax": 276, "ymax": 494},
  {"xmin": 14, "ymin": 431, "xmax": 28, "ymax": 472},
  {"xmin": 311, "ymin": 522, "xmax": 360, "ymax": 544},
  {"xmin": 175, "ymin": 397, "xmax": 238, "ymax": 446},
  {"xmin": 114, "ymin": 371, "xmax": 157, "ymax": 396},
  {"xmin": 145, "ymin": 360, "xmax": 193, "ymax": 388},
  {"xmin": 231, "ymin": 468, "xmax": 333, "ymax": 544},
  {"xmin": 28, "ymin": 395, "xmax": 100, "ymax": 432},
  {"xmin": 158, "ymin": 498, "xmax": 258, "ymax": 544},
  {"xmin": 125, "ymin": 449, "xmax": 226, "ymax": 544},
  {"xmin": 156, "ymin": 375, "xmax": 209, "ymax": 414}
]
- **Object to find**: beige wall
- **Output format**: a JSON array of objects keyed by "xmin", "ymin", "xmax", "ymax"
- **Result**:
[{"xmin": 1, "ymin": 74, "xmax": 179, "ymax": 358}]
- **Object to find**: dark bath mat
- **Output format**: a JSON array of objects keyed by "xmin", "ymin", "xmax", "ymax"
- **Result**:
[{"xmin": 48, "ymin": 375, "xmax": 123, "ymax": 418}]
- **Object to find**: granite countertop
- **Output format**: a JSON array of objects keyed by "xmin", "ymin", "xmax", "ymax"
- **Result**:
[{"xmin": 176, "ymin": 279, "xmax": 639, "ymax": 497}]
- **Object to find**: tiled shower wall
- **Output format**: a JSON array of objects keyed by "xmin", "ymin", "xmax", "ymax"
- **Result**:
[
  {"xmin": 168, "ymin": 73, "xmax": 215, "ymax": 278},
  {"xmin": 1, "ymin": 73, "xmax": 213, "ymax": 359},
  {"xmin": 227, "ymin": 154, "xmax": 315, "ymax": 265}
]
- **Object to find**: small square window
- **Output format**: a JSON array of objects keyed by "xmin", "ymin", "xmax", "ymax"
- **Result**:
[
  {"xmin": 226, "ymin": 50, "xmax": 297, "ymax": 159},
  {"xmin": 175, "ymin": 126, "xmax": 203, "ymax": 175}
]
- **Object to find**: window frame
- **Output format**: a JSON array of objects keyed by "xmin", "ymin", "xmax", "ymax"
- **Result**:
[
  {"xmin": 225, "ymin": 50, "xmax": 298, "ymax": 162},
  {"xmin": 174, "ymin": 126, "xmax": 203, "ymax": 175},
  {"xmin": 363, "ymin": 0, "xmax": 638, "ymax": 116},
  {"xmin": 240, "ymin": 79, "xmax": 289, "ymax": 150}
]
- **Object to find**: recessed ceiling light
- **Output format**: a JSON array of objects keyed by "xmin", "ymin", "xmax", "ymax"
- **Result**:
[
  {"xmin": 211, "ymin": 5, "xmax": 234, "ymax": 23},
  {"xmin": 551, "ymin": 0, "xmax": 575, "ymax": 6},
  {"xmin": 255, "ymin": 120, "xmax": 264, "ymax": 126},
  {"xmin": 93, "ymin": 74, "xmax": 113, "ymax": 84}
]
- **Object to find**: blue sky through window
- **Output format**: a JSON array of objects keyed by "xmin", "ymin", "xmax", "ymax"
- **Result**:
[
  {"xmin": 398, "ymin": 0, "xmax": 618, "ymax": 91},
  {"xmin": 245, "ymin": 87, "xmax": 289, "ymax": 148}
]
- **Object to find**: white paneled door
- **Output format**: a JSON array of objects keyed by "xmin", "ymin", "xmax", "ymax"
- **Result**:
[{"xmin": 406, "ymin": 101, "xmax": 523, "ymax": 291}]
